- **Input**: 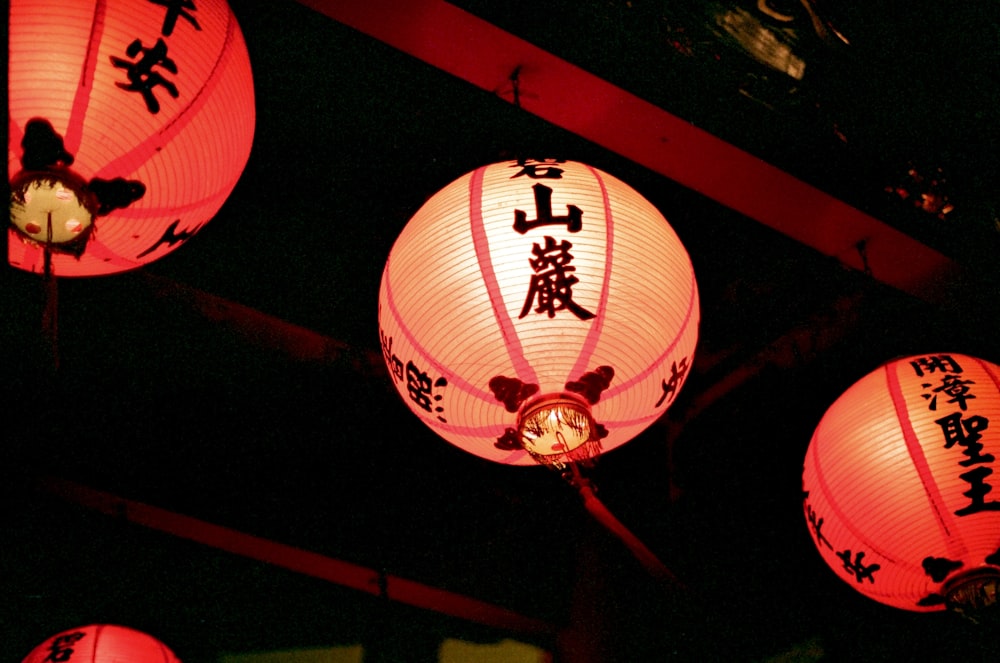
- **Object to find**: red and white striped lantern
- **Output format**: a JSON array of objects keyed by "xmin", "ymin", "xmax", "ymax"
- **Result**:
[
  {"xmin": 8, "ymin": 0, "xmax": 255, "ymax": 276},
  {"xmin": 21, "ymin": 624, "xmax": 181, "ymax": 663},
  {"xmin": 803, "ymin": 353, "xmax": 1000, "ymax": 612},
  {"xmin": 379, "ymin": 159, "xmax": 699, "ymax": 466}
]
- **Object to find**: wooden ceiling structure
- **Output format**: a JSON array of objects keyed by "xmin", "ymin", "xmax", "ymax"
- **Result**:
[{"xmin": 5, "ymin": 1, "xmax": 1000, "ymax": 661}]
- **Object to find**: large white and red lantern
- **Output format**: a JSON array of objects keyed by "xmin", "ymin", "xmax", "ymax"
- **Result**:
[
  {"xmin": 379, "ymin": 159, "xmax": 699, "ymax": 466},
  {"xmin": 21, "ymin": 624, "xmax": 181, "ymax": 663},
  {"xmin": 8, "ymin": 0, "xmax": 255, "ymax": 276},
  {"xmin": 803, "ymin": 353, "xmax": 1000, "ymax": 612}
]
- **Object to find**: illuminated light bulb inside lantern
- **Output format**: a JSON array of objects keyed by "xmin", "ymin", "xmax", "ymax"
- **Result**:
[{"xmin": 9, "ymin": 174, "xmax": 95, "ymax": 247}]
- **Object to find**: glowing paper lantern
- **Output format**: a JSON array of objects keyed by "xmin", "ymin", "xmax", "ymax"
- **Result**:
[
  {"xmin": 379, "ymin": 159, "xmax": 699, "ymax": 466},
  {"xmin": 802, "ymin": 353, "xmax": 1000, "ymax": 612},
  {"xmin": 8, "ymin": 0, "xmax": 255, "ymax": 276},
  {"xmin": 21, "ymin": 624, "xmax": 181, "ymax": 663}
]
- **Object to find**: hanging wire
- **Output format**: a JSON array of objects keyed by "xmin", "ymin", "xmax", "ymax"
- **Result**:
[{"xmin": 562, "ymin": 462, "xmax": 686, "ymax": 590}]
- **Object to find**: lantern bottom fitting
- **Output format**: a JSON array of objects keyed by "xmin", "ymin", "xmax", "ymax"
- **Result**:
[
  {"xmin": 944, "ymin": 568, "xmax": 1000, "ymax": 613},
  {"xmin": 517, "ymin": 392, "xmax": 601, "ymax": 468},
  {"xmin": 9, "ymin": 170, "xmax": 96, "ymax": 252}
]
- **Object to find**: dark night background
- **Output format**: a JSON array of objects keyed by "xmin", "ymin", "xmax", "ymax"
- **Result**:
[{"xmin": 4, "ymin": 1, "xmax": 1000, "ymax": 661}]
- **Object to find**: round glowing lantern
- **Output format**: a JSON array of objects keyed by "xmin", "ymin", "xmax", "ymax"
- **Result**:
[
  {"xmin": 8, "ymin": 0, "xmax": 255, "ymax": 276},
  {"xmin": 802, "ymin": 353, "xmax": 1000, "ymax": 613},
  {"xmin": 379, "ymin": 159, "xmax": 699, "ymax": 466},
  {"xmin": 21, "ymin": 624, "xmax": 181, "ymax": 663}
]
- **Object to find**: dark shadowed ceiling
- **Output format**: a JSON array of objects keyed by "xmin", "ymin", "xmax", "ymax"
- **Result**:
[{"xmin": 4, "ymin": 1, "xmax": 1000, "ymax": 661}]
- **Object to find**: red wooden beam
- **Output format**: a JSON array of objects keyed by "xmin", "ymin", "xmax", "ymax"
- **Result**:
[
  {"xmin": 35, "ymin": 476, "xmax": 558, "ymax": 637},
  {"xmin": 297, "ymin": 0, "xmax": 962, "ymax": 304}
]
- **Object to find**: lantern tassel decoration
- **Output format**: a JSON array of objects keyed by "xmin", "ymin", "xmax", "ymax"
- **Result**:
[{"xmin": 802, "ymin": 353, "xmax": 1000, "ymax": 615}]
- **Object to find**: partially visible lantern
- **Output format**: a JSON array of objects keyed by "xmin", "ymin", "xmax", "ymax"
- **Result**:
[
  {"xmin": 21, "ymin": 624, "xmax": 181, "ymax": 663},
  {"xmin": 802, "ymin": 353, "xmax": 1000, "ymax": 612},
  {"xmin": 8, "ymin": 0, "xmax": 255, "ymax": 276},
  {"xmin": 379, "ymin": 159, "xmax": 699, "ymax": 466}
]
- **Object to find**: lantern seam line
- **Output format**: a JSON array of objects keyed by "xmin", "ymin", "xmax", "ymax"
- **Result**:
[
  {"xmin": 808, "ymin": 415, "xmax": 904, "ymax": 567},
  {"xmin": 92, "ymin": 623, "xmax": 102, "ymax": 659},
  {"xmin": 603, "ymin": 269, "xmax": 698, "ymax": 400},
  {"xmin": 468, "ymin": 164, "xmax": 538, "ymax": 386},
  {"xmin": 381, "ymin": 262, "xmax": 494, "ymax": 403},
  {"xmin": 65, "ymin": 0, "xmax": 109, "ymax": 155},
  {"xmin": 886, "ymin": 361, "xmax": 961, "ymax": 551},
  {"xmin": 568, "ymin": 164, "xmax": 614, "ymax": 381}
]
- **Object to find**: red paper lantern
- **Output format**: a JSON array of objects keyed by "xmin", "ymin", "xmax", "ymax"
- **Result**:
[
  {"xmin": 802, "ymin": 353, "xmax": 1000, "ymax": 612},
  {"xmin": 379, "ymin": 159, "xmax": 699, "ymax": 466},
  {"xmin": 8, "ymin": 0, "xmax": 255, "ymax": 276},
  {"xmin": 21, "ymin": 624, "xmax": 181, "ymax": 663}
]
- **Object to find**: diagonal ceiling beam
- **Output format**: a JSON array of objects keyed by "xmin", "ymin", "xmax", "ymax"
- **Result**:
[
  {"xmin": 35, "ymin": 475, "xmax": 559, "ymax": 637},
  {"xmin": 296, "ymin": 0, "xmax": 963, "ymax": 306}
]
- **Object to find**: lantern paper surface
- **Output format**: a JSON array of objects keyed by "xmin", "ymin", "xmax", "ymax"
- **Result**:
[
  {"xmin": 379, "ymin": 160, "xmax": 699, "ymax": 465},
  {"xmin": 8, "ymin": 0, "xmax": 255, "ymax": 276},
  {"xmin": 21, "ymin": 624, "xmax": 181, "ymax": 663},
  {"xmin": 802, "ymin": 353, "xmax": 1000, "ymax": 611}
]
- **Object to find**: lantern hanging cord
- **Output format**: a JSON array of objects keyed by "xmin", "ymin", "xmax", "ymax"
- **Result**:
[
  {"xmin": 856, "ymin": 239, "xmax": 872, "ymax": 276},
  {"xmin": 563, "ymin": 463, "xmax": 686, "ymax": 591},
  {"xmin": 509, "ymin": 66, "xmax": 523, "ymax": 110},
  {"xmin": 42, "ymin": 222, "xmax": 60, "ymax": 373}
]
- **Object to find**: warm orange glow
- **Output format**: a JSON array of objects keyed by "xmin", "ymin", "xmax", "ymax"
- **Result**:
[
  {"xmin": 803, "ymin": 353, "xmax": 1000, "ymax": 611},
  {"xmin": 379, "ymin": 160, "xmax": 699, "ymax": 465},
  {"xmin": 21, "ymin": 624, "xmax": 181, "ymax": 663},
  {"xmin": 8, "ymin": 0, "xmax": 255, "ymax": 276}
]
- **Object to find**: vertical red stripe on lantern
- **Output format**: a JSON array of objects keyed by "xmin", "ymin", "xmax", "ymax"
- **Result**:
[
  {"xmin": 886, "ymin": 362, "xmax": 957, "ymax": 544},
  {"xmin": 568, "ymin": 164, "xmax": 614, "ymax": 381},
  {"xmin": 64, "ymin": 0, "xmax": 108, "ymax": 154},
  {"xmin": 8, "ymin": 0, "xmax": 255, "ymax": 276},
  {"xmin": 470, "ymin": 165, "xmax": 539, "ymax": 387},
  {"xmin": 379, "ymin": 160, "xmax": 699, "ymax": 465}
]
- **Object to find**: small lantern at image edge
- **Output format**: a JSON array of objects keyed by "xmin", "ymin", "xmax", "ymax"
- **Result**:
[
  {"xmin": 802, "ymin": 353, "xmax": 1000, "ymax": 613},
  {"xmin": 8, "ymin": 0, "xmax": 255, "ymax": 276},
  {"xmin": 379, "ymin": 159, "xmax": 699, "ymax": 466},
  {"xmin": 21, "ymin": 624, "xmax": 181, "ymax": 663}
]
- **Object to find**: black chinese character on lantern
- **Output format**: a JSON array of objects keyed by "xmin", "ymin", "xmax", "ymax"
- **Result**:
[
  {"xmin": 519, "ymin": 236, "xmax": 594, "ymax": 320},
  {"xmin": 805, "ymin": 502, "xmax": 832, "ymax": 550},
  {"xmin": 655, "ymin": 357, "xmax": 690, "ymax": 408},
  {"xmin": 910, "ymin": 354, "xmax": 963, "ymax": 377},
  {"xmin": 956, "ymin": 466, "xmax": 1000, "ymax": 516},
  {"xmin": 937, "ymin": 412, "xmax": 993, "ymax": 467},
  {"xmin": 935, "ymin": 411, "xmax": 1000, "ymax": 515},
  {"xmin": 509, "ymin": 159, "xmax": 566, "ymax": 180},
  {"xmin": 149, "ymin": 0, "xmax": 201, "ymax": 36},
  {"xmin": 513, "ymin": 183, "xmax": 582, "ymax": 234},
  {"xmin": 137, "ymin": 219, "xmax": 202, "ymax": 257},
  {"xmin": 837, "ymin": 550, "xmax": 880, "ymax": 583},
  {"xmin": 921, "ymin": 373, "xmax": 976, "ymax": 411},
  {"xmin": 406, "ymin": 361, "xmax": 448, "ymax": 422},
  {"xmin": 43, "ymin": 632, "xmax": 86, "ymax": 663},
  {"xmin": 380, "ymin": 329, "xmax": 405, "ymax": 383},
  {"xmin": 111, "ymin": 38, "xmax": 179, "ymax": 113}
]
